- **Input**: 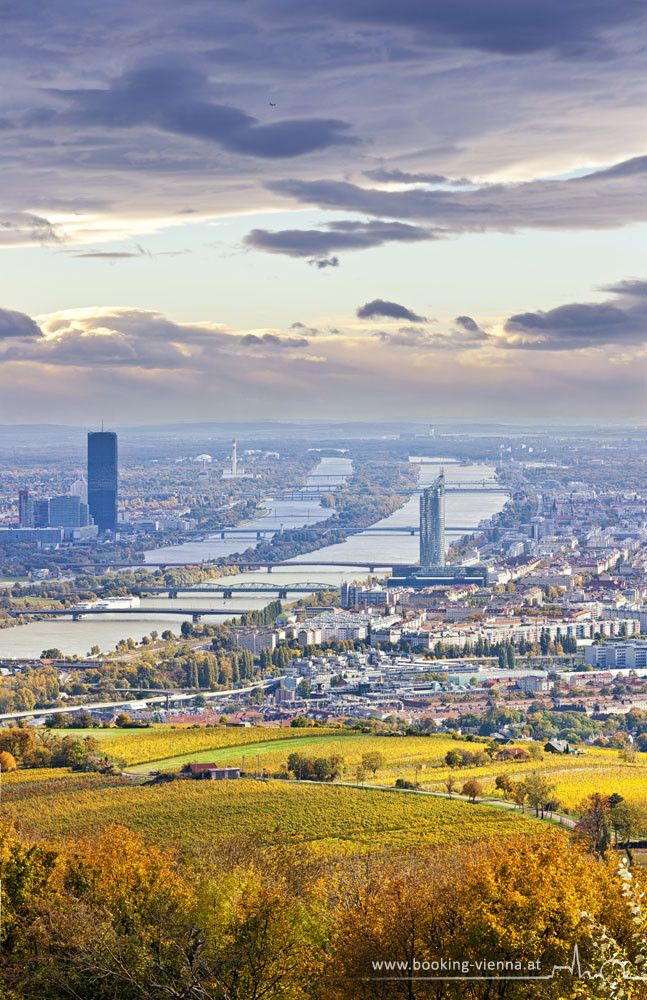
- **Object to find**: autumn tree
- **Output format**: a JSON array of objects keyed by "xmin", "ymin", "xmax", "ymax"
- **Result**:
[
  {"xmin": 575, "ymin": 793, "xmax": 611, "ymax": 858},
  {"xmin": 495, "ymin": 772, "xmax": 514, "ymax": 799},
  {"xmin": 525, "ymin": 771, "xmax": 556, "ymax": 818},
  {"xmin": 444, "ymin": 774, "xmax": 457, "ymax": 796},
  {"xmin": 610, "ymin": 801, "xmax": 644, "ymax": 865},
  {"xmin": 462, "ymin": 779, "xmax": 483, "ymax": 802},
  {"xmin": 361, "ymin": 751, "xmax": 384, "ymax": 776}
]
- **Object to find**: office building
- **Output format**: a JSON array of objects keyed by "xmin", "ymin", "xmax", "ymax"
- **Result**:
[
  {"xmin": 420, "ymin": 472, "xmax": 445, "ymax": 568},
  {"xmin": 18, "ymin": 489, "xmax": 33, "ymax": 527},
  {"xmin": 32, "ymin": 499, "xmax": 50, "ymax": 527},
  {"xmin": 49, "ymin": 495, "xmax": 91, "ymax": 529},
  {"xmin": 0, "ymin": 527, "xmax": 63, "ymax": 544},
  {"xmin": 87, "ymin": 431, "xmax": 118, "ymax": 532}
]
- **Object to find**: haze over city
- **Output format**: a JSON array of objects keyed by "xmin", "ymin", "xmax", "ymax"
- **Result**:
[{"xmin": 0, "ymin": 0, "xmax": 646, "ymax": 423}]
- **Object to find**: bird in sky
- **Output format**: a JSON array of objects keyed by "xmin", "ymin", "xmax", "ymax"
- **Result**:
[{"xmin": 269, "ymin": 102, "xmax": 276, "ymax": 106}]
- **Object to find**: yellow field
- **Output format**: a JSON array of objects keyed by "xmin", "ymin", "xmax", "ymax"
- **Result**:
[
  {"xmin": 4, "ymin": 776, "xmax": 540, "ymax": 854},
  {"xmin": 103, "ymin": 724, "xmax": 343, "ymax": 765},
  {"xmin": 548, "ymin": 766, "xmax": 647, "ymax": 811}
]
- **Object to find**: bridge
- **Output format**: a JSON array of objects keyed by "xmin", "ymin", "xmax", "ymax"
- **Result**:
[
  {"xmin": 143, "ymin": 581, "xmax": 334, "ymax": 599},
  {"xmin": 397, "ymin": 484, "xmax": 508, "ymax": 495},
  {"xmin": 60, "ymin": 559, "xmax": 410, "ymax": 573},
  {"xmin": 165, "ymin": 523, "xmax": 492, "ymax": 541},
  {"xmin": 9, "ymin": 607, "xmax": 256, "ymax": 623}
]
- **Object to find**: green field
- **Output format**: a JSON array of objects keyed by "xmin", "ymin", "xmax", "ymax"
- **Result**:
[{"xmin": 3, "ymin": 775, "xmax": 540, "ymax": 854}]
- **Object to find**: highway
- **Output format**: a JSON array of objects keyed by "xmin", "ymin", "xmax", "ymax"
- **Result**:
[{"xmin": 0, "ymin": 677, "xmax": 278, "ymax": 723}]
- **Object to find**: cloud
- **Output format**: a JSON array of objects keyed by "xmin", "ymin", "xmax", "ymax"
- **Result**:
[
  {"xmin": 272, "ymin": 0, "xmax": 645, "ymax": 57},
  {"xmin": 376, "ymin": 327, "xmax": 432, "ymax": 347},
  {"xmin": 72, "ymin": 251, "xmax": 143, "ymax": 259},
  {"xmin": 308, "ymin": 256, "xmax": 339, "ymax": 269},
  {"xmin": 244, "ymin": 219, "xmax": 434, "ymax": 258},
  {"xmin": 290, "ymin": 321, "xmax": 321, "ymax": 334},
  {"xmin": 52, "ymin": 64, "xmax": 356, "ymax": 159},
  {"xmin": 455, "ymin": 315, "xmax": 482, "ymax": 333},
  {"xmin": 240, "ymin": 332, "xmax": 309, "ymax": 348},
  {"xmin": 267, "ymin": 157, "xmax": 647, "ymax": 236},
  {"xmin": 0, "ymin": 297, "xmax": 645, "ymax": 423},
  {"xmin": 0, "ymin": 308, "xmax": 42, "ymax": 340},
  {"xmin": 499, "ymin": 279, "xmax": 647, "ymax": 350},
  {"xmin": 363, "ymin": 168, "xmax": 471, "ymax": 185},
  {"xmin": 0, "ymin": 212, "xmax": 62, "ymax": 247},
  {"xmin": 357, "ymin": 299, "xmax": 426, "ymax": 322}
]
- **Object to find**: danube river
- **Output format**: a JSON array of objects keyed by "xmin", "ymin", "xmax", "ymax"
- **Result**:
[{"xmin": 0, "ymin": 458, "xmax": 505, "ymax": 658}]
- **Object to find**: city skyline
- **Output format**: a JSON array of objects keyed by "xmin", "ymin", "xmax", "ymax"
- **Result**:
[{"xmin": 0, "ymin": 2, "xmax": 645, "ymax": 423}]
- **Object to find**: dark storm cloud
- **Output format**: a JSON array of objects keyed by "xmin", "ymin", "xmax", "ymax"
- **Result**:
[
  {"xmin": 0, "ymin": 308, "xmax": 42, "ymax": 340},
  {"xmin": 501, "ymin": 279, "xmax": 647, "ymax": 350},
  {"xmin": 244, "ymin": 219, "xmax": 433, "ymax": 257},
  {"xmin": 50, "ymin": 64, "xmax": 356, "ymax": 159},
  {"xmin": 357, "ymin": 299, "xmax": 427, "ymax": 322},
  {"xmin": 267, "ymin": 156, "xmax": 647, "ymax": 234},
  {"xmin": 363, "ymin": 168, "xmax": 471, "ymax": 185},
  {"xmin": 269, "ymin": 0, "xmax": 645, "ymax": 56}
]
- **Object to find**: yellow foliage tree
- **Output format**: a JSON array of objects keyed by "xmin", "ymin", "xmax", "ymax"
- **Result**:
[{"xmin": 0, "ymin": 751, "xmax": 16, "ymax": 772}]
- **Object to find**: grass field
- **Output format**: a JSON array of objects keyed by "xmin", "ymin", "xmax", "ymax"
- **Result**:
[{"xmin": 4, "ymin": 776, "xmax": 540, "ymax": 854}]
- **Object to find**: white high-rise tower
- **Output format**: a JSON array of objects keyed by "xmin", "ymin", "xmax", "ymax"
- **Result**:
[
  {"xmin": 71, "ymin": 475, "xmax": 88, "ymax": 504},
  {"xmin": 231, "ymin": 439, "xmax": 237, "ymax": 476}
]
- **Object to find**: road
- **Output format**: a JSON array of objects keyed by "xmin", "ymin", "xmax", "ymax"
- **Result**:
[{"xmin": 0, "ymin": 677, "xmax": 278, "ymax": 723}]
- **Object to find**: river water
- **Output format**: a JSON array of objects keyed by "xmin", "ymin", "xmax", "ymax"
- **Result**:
[{"xmin": 0, "ymin": 457, "xmax": 505, "ymax": 658}]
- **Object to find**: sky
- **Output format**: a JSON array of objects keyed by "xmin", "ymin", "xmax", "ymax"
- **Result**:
[{"xmin": 0, "ymin": 0, "xmax": 646, "ymax": 425}]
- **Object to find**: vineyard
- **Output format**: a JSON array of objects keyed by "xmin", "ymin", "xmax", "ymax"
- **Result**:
[
  {"xmin": 123, "ymin": 730, "xmax": 639, "ymax": 791},
  {"xmin": 16, "ymin": 727, "xmax": 647, "ymax": 822},
  {"xmin": 98, "ymin": 724, "xmax": 345, "ymax": 766},
  {"xmin": 2, "ymin": 767, "xmax": 127, "ymax": 804},
  {"xmin": 4, "ymin": 776, "xmax": 539, "ymax": 853}
]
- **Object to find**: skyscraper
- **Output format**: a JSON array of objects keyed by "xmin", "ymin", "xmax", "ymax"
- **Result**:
[
  {"xmin": 419, "ymin": 472, "xmax": 445, "ymax": 568},
  {"xmin": 18, "ymin": 489, "xmax": 33, "ymax": 527},
  {"xmin": 87, "ymin": 431, "xmax": 118, "ymax": 532}
]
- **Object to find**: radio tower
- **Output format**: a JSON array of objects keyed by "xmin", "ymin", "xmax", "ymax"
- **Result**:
[{"xmin": 231, "ymin": 439, "xmax": 237, "ymax": 476}]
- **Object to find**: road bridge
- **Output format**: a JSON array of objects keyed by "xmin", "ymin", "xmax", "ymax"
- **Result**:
[
  {"xmin": 55, "ymin": 559, "xmax": 409, "ymax": 572},
  {"xmin": 10, "ymin": 607, "xmax": 256, "ymax": 623},
  {"xmin": 161, "ymin": 523, "xmax": 492, "ymax": 541},
  {"xmin": 141, "ymin": 581, "xmax": 333, "ymax": 599}
]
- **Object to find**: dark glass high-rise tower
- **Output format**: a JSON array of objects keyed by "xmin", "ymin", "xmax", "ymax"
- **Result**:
[
  {"xmin": 87, "ymin": 431, "xmax": 118, "ymax": 532},
  {"xmin": 419, "ymin": 472, "xmax": 445, "ymax": 568}
]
